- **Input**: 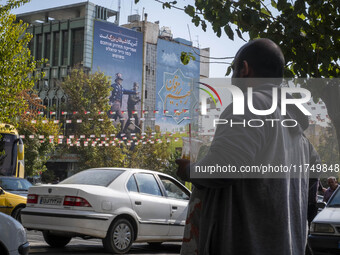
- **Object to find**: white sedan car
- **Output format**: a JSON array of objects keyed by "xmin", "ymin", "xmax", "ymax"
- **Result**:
[
  {"xmin": 21, "ymin": 168, "xmax": 190, "ymax": 254},
  {"xmin": 0, "ymin": 212, "xmax": 29, "ymax": 255}
]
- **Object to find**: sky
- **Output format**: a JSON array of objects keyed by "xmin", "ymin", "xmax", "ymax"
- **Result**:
[{"xmin": 9, "ymin": 0, "xmax": 249, "ymax": 78}]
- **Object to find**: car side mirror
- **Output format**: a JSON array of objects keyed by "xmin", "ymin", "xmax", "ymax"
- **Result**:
[
  {"xmin": 316, "ymin": 202, "xmax": 326, "ymax": 209},
  {"xmin": 0, "ymin": 188, "xmax": 4, "ymax": 195}
]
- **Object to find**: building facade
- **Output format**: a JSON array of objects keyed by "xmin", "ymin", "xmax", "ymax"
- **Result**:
[
  {"xmin": 18, "ymin": 3, "xmax": 208, "ymax": 130},
  {"xmin": 16, "ymin": 2, "xmax": 209, "ymax": 177},
  {"xmin": 18, "ymin": 2, "xmax": 119, "ymax": 118}
]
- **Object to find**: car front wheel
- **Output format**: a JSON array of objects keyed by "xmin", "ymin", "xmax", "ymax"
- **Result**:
[
  {"xmin": 12, "ymin": 206, "xmax": 24, "ymax": 223},
  {"xmin": 42, "ymin": 231, "xmax": 72, "ymax": 248},
  {"xmin": 103, "ymin": 218, "xmax": 134, "ymax": 254}
]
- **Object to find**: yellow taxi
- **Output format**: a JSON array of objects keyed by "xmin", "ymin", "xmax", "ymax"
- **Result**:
[{"xmin": 0, "ymin": 176, "xmax": 32, "ymax": 222}]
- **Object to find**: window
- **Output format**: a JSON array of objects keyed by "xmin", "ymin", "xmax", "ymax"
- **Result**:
[
  {"xmin": 53, "ymin": 32, "xmax": 60, "ymax": 66},
  {"xmin": 134, "ymin": 173, "xmax": 162, "ymax": 196},
  {"xmin": 62, "ymin": 31, "xmax": 68, "ymax": 65},
  {"xmin": 327, "ymin": 188, "xmax": 340, "ymax": 207},
  {"xmin": 36, "ymin": 34, "xmax": 42, "ymax": 60},
  {"xmin": 45, "ymin": 33, "xmax": 51, "ymax": 62},
  {"xmin": 60, "ymin": 169, "xmax": 123, "ymax": 186},
  {"xmin": 126, "ymin": 175, "xmax": 138, "ymax": 192},
  {"xmin": 71, "ymin": 28, "xmax": 84, "ymax": 66},
  {"xmin": 159, "ymin": 176, "xmax": 190, "ymax": 200},
  {"xmin": 0, "ymin": 134, "xmax": 17, "ymax": 176},
  {"xmin": 0, "ymin": 178, "xmax": 32, "ymax": 191}
]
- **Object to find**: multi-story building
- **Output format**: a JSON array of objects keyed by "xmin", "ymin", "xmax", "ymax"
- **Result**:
[
  {"xmin": 17, "ymin": 2, "xmax": 208, "ymax": 127},
  {"xmin": 17, "ymin": 2, "xmax": 119, "ymax": 118},
  {"xmin": 16, "ymin": 2, "xmax": 209, "ymax": 176}
]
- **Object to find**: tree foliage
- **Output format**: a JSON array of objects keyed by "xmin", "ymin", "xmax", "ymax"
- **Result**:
[
  {"xmin": 128, "ymin": 131, "xmax": 171, "ymax": 172},
  {"xmin": 0, "ymin": 0, "xmax": 42, "ymax": 124},
  {"xmin": 141, "ymin": 0, "xmax": 339, "ymax": 79},
  {"xmin": 60, "ymin": 68, "xmax": 128, "ymax": 171},
  {"xmin": 0, "ymin": 0, "xmax": 60, "ymax": 176},
  {"xmin": 17, "ymin": 91, "xmax": 61, "ymax": 176}
]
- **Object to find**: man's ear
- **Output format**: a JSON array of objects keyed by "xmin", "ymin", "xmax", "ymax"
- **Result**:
[
  {"xmin": 241, "ymin": 60, "xmax": 255, "ymax": 77},
  {"xmin": 240, "ymin": 60, "xmax": 250, "ymax": 77}
]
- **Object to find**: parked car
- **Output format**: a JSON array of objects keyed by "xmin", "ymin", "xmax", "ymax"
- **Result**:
[
  {"xmin": 22, "ymin": 168, "xmax": 190, "ymax": 254},
  {"xmin": 0, "ymin": 176, "xmax": 32, "ymax": 221},
  {"xmin": 0, "ymin": 212, "xmax": 29, "ymax": 255},
  {"xmin": 309, "ymin": 187, "xmax": 340, "ymax": 254}
]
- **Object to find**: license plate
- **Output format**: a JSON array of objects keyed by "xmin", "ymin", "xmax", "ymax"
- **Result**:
[{"xmin": 40, "ymin": 197, "xmax": 62, "ymax": 205}]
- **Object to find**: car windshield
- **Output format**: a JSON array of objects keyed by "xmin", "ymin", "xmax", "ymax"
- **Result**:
[
  {"xmin": 0, "ymin": 177, "xmax": 32, "ymax": 191},
  {"xmin": 60, "ymin": 169, "xmax": 124, "ymax": 186},
  {"xmin": 0, "ymin": 133, "xmax": 17, "ymax": 176},
  {"xmin": 327, "ymin": 188, "xmax": 340, "ymax": 207}
]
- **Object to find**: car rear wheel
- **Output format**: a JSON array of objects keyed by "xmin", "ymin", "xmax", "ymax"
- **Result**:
[
  {"xmin": 103, "ymin": 218, "xmax": 134, "ymax": 254},
  {"xmin": 42, "ymin": 231, "xmax": 72, "ymax": 248}
]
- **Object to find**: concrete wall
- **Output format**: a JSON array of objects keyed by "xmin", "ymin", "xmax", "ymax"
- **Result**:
[{"xmin": 200, "ymin": 47, "xmax": 210, "ymax": 78}]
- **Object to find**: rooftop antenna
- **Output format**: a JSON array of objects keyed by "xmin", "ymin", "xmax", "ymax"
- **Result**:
[
  {"xmin": 130, "ymin": 0, "xmax": 133, "ymax": 15},
  {"xmin": 187, "ymin": 24, "xmax": 193, "ymax": 43},
  {"xmin": 196, "ymin": 35, "xmax": 200, "ymax": 48},
  {"xmin": 118, "ymin": 0, "xmax": 121, "ymax": 23}
]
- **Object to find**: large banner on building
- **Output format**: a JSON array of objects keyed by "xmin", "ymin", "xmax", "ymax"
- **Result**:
[
  {"xmin": 92, "ymin": 20, "xmax": 143, "ymax": 113},
  {"xmin": 156, "ymin": 39, "xmax": 200, "ymax": 132}
]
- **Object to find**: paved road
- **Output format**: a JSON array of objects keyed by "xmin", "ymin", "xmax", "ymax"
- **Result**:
[{"xmin": 27, "ymin": 230, "xmax": 181, "ymax": 255}]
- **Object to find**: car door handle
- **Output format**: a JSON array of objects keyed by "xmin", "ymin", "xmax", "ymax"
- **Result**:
[
  {"xmin": 172, "ymin": 206, "xmax": 178, "ymax": 210},
  {"xmin": 135, "ymin": 201, "xmax": 142, "ymax": 205}
]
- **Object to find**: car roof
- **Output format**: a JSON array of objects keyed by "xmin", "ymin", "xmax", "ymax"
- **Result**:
[
  {"xmin": 0, "ymin": 176, "xmax": 26, "ymax": 180},
  {"xmin": 85, "ymin": 167, "xmax": 173, "ymax": 177}
]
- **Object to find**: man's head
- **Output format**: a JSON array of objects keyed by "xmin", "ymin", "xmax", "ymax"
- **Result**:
[
  {"xmin": 328, "ymin": 177, "xmax": 338, "ymax": 190},
  {"xmin": 133, "ymin": 82, "xmax": 139, "ymax": 91},
  {"xmin": 232, "ymin": 38, "xmax": 285, "ymax": 89},
  {"xmin": 115, "ymin": 73, "xmax": 123, "ymax": 85}
]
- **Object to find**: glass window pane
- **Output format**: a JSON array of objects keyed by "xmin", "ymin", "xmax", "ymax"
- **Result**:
[
  {"xmin": 53, "ymin": 32, "xmax": 60, "ymax": 66},
  {"xmin": 62, "ymin": 31, "xmax": 68, "ymax": 65},
  {"xmin": 327, "ymin": 189, "xmax": 340, "ymax": 206},
  {"xmin": 60, "ymin": 169, "xmax": 123, "ymax": 187},
  {"xmin": 126, "ymin": 175, "xmax": 138, "ymax": 192},
  {"xmin": 0, "ymin": 134, "xmax": 17, "ymax": 176},
  {"xmin": 159, "ymin": 176, "xmax": 189, "ymax": 200},
  {"xmin": 71, "ymin": 28, "xmax": 84, "ymax": 66},
  {"xmin": 135, "ymin": 173, "xmax": 162, "ymax": 196},
  {"xmin": 45, "ymin": 33, "xmax": 51, "ymax": 62},
  {"xmin": 36, "ymin": 34, "xmax": 42, "ymax": 60}
]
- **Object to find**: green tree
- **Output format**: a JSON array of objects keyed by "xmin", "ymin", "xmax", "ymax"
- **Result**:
[
  {"xmin": 128, "ymin": 131, "xmax": 171, "ymax": 171},
  {"xmin": 60, "ymin": 68, "xmax": 127, "ymax": 171},
  {"xmin": 0, "ymin": 0, "xmax": 42, "ymax": 124},
  {"xmin": 164, "ymin": 148, "xmax": 182, "ymax": 180},
  {"xmin": 17, "ymin": 91, "xmax": 61, "ymax": 176},
  {"xmin": 0, "ymin": 0, "xmax": 59, "ymax": 177},
  {"xmin": 136, "ymin": 0, "xmax": 340, "ymax": 157}
]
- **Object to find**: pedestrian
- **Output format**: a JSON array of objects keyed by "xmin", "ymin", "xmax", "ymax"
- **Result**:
[
  {"xmin": 176, "ymin": 38, "xmax": 320, "ymax": 255},
  {"xmin": 109, "ymin": 73, "xmax": 137, "ymax": 131},
  {"xmin": 323, "ymin": 176, "xmax": 339, "ymax": 203}
]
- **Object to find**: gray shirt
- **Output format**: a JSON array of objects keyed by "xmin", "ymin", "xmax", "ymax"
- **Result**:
[{"xmin": 181, "ymin": 84, "xmax": 320, "ymax": 255}]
